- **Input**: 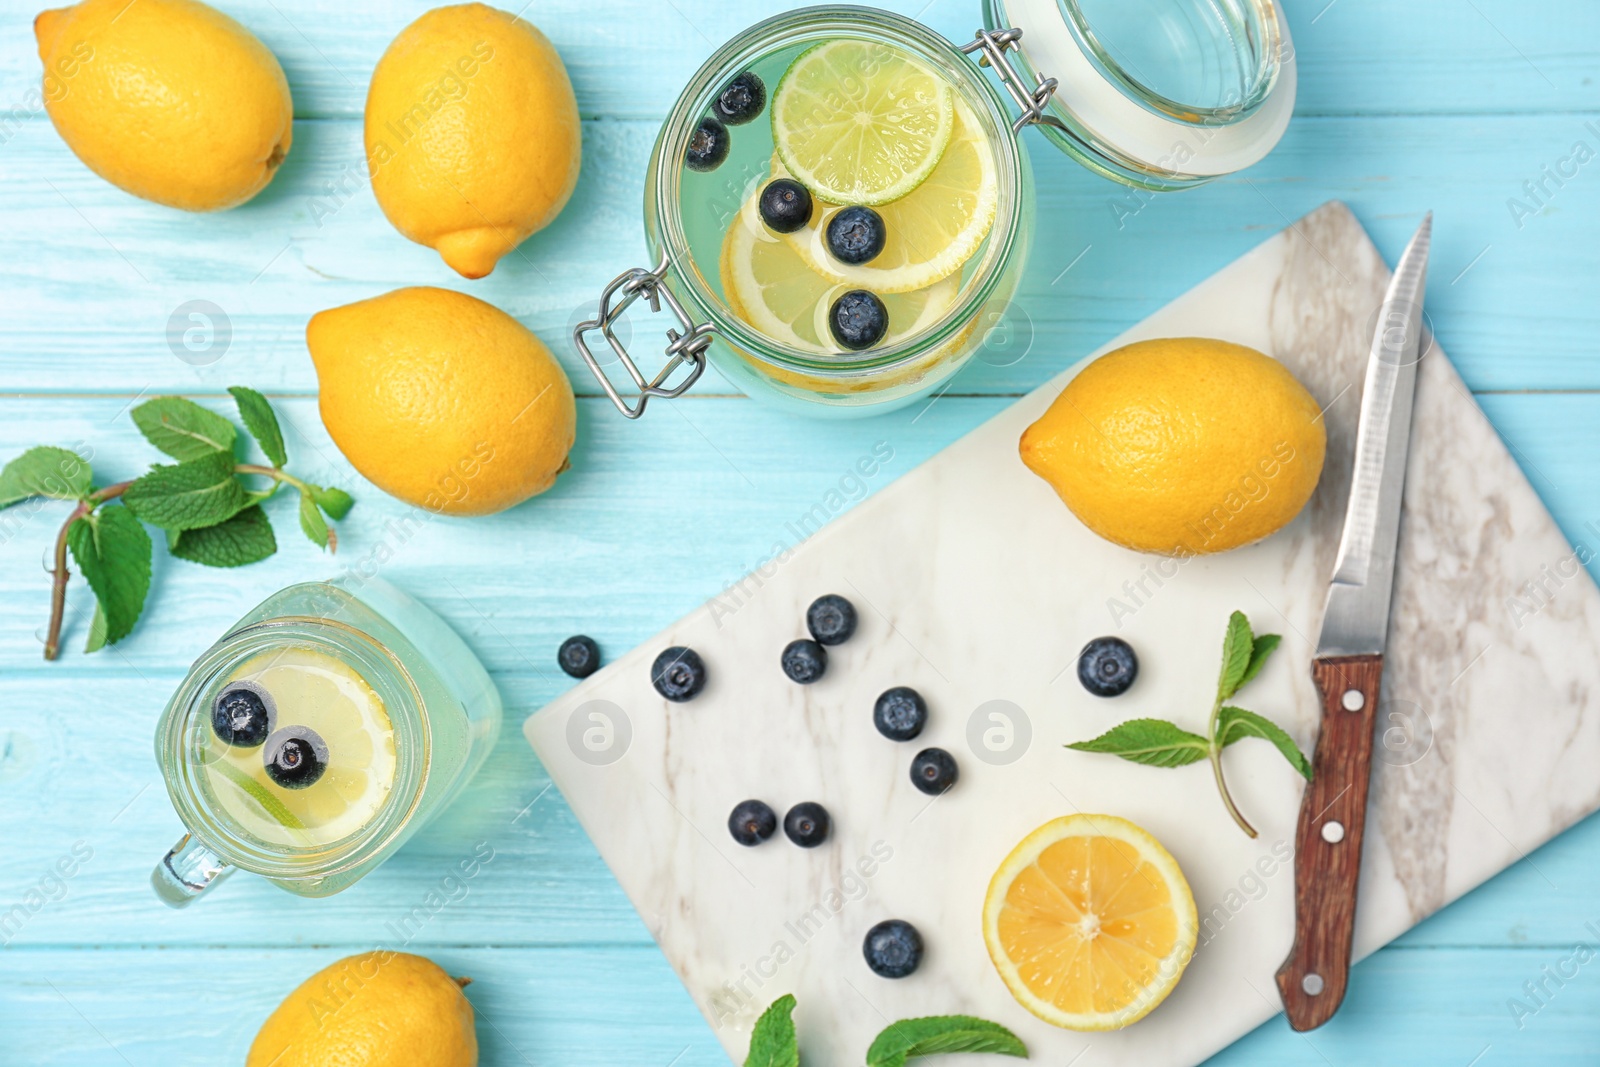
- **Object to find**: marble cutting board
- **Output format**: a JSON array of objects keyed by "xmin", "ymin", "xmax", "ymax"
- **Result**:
[{"xmin": 525, "ymin": 202, "xmax": 1600, "ymax": 1066}]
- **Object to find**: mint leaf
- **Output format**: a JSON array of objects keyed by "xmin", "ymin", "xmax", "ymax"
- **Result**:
[
  {"xmin": 66, "ymin": 505, "xmax": 151, "ymax": 648},
  {"xmin": 85, "ymin": 602, "xmax": 109, "ymax": 654},
  {"xmin": 1217, "ymin": 610, "xmax": 1254, "ymax": 701},
  {"xmin": 311, "ymin": 485, "xmax": 354, "ymax": 520},
  {"xmin": 170, "ymin": 506, "xmax": 277, "ymax": 568},
  {"xmin": 1067, "ymin": 718, "xmax": 1211, "ymax": 768},
  {"xmin": 1237, "ymin": 633, "xmax": 1281, "ymax": 690},
  {"xmin": 123, "ymin": 452, "xmax": 246, "ymax": 531},
  {"xmin": 0, "ymin": 446, "xmax": 92, "ymax": 507},
  {"xmin": 744, "ymin": 994, "xmax": 798, "ymax": 1067},
  {"xmin": 299, "ymin": 492, "xmax": 329, "ymax": 549},
  {"xmin": 228, "ymin": 386, "xmax": 287, "ymax": 468},
  {"xmin": 1217, "ymin": 707, "xmax": 1313, "ymax": 780},
  {"xmin": 867, "ymin": 1016, "xmax": 1028, "ymax": 1067},
  {"xmin": 131, "ymin": 397, "xmax": 236, "ymax": 461}
]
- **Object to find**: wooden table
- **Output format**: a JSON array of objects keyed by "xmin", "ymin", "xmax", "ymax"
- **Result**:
[{"xmin": 2, "ymin": 1, "xmax": 1597, "ymax": 1062}]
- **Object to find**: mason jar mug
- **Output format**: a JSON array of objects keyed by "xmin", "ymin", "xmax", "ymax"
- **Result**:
[{"xmin": 151, "ymin": 577, "xmax": 502, "ymax": 905}]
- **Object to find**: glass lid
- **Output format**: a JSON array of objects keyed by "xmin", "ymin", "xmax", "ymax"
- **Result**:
[{"xmin": 985, "ymin": 0, "xmax": 1295, "ymax": 187}]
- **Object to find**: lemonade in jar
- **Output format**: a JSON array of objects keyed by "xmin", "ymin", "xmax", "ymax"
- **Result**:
[
  {"xmin": 575, "ymin": 3, "xmax": 1295, "ymax": 417},
  {"xmin": 152, "ymin": 576, "xmax": 501, "ymax": 904}
]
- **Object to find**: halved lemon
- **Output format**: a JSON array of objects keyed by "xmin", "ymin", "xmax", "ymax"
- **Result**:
[
  {"xmin": 786, "ymin": 102, "xmax": 997, "ymax": 295},
  {"xmin": 772, "ymin": 39, "xmax": 954, "ymax": 206},
  {"xmin": 983, "ymin": 814, "xmax": 1198, "ymax": 1031},
  {"xmin": 720, "ymin": 187, "xmax": 960, "ymax": 354}
]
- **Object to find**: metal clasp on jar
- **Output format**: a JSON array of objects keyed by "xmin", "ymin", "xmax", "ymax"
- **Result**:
[
  {"xmin": 961, "ymin": 27, "xmax": 1066, "ymax": 136},
  {"xmin": 573, "ymin": 251, "xmax": 716, "ymax": 419}
]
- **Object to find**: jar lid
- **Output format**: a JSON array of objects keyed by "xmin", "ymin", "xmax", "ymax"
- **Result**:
[{"xmin": 988, "ymin": 0, "xmax": 1295, "ymax": 186}]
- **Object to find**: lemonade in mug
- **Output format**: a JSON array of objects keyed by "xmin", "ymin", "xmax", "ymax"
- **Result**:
[{"xmin": 152, "ymin": 577, "xmax": 501, "ymax": 904}]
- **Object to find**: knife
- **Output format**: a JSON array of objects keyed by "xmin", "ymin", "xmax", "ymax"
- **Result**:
[{"xmin": 1274, "ymin": 213, "xmax": 1432, "ymax": 1031}]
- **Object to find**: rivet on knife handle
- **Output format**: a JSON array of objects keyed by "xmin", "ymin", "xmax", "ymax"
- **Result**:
[{"xmin": 1274, "ymin": 652, "xmax": 1383, "ymax": 1031}]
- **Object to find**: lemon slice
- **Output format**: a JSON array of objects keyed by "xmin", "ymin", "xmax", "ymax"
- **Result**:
[
  {"xmin": 785, "ymin": 101, "xmax": 997, "ymax": 295},
  {"xmin": 983, "ymin": 814, "xmax": 1199, "ymax": 1031},
  {"xmin": 772, "ymin": 39, "xmax": 954, "ymax": 206},
  {"xmin": 204, "ymin": 646, "xmax": 397, "ymax": 847},
  {"xmin": 720, "ymin": 188, "xmax": 960, "ymax": 354}
]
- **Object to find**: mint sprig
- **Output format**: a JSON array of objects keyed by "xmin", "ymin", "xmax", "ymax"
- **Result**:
[
  {"xmin": 0, "ymin": 389, "xmax": 354, "ymax": 659},
  {"xmin": 742, "ymin": 996, "xmax": 1027, "ymax": 1067},
  {"xmin": 1067, "ymin": 610, "xmax": 1311, "ymax": 837}
]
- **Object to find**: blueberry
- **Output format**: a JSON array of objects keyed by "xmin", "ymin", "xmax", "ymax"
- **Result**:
[
  {"xmin": 558, "ymin": 635, "xmax": 601, "ymax": 679},
  {"xmin": 873, "ymin": 687, "xmax": 927, "ymax": 742},
  {"xmin": 805, "ymin": 594, "xmax": 857, "ymax": 646},
  {"xmin": 652, "ymin": 646, "xmax": 707, "ymax": 702},
  {"xmin": 728, "ymin": 799, "xmax": 778, "ymax": 846},
  {"xmin": 759, "ymin": 179, "xmax": 813, "ymax": 234},
  {"xmin": 712, "ymin": 71, "xmax": 766, "ymax": 126},
  {"xmin": 1077, "ymin": 636, "xmax": 1138, "ymax": 697},
  {"xmin": 910, "ymin": 747, "xmax": 959, "ymax": 795},
  {"xmin": 781, "ymin": 639, "xmax": 828, "ymax": 684},
  {"xmin": 826, "ymin": 206, "xmax": 886, "ymax": 264},
  {"xmin": 263, "ymin": 726, "xmax": 328, "ymax": 790},
  {"xmin": 685, "ymin": 116, "xmax": 730, "ymax": 172},
  {"xmin": 863, "ymin": 919, "xmax": 923, "ymax": 978},
  {"xmin": 784, "ymin": 801, "xmax": 831, "ymax": 847},
  {"xmin": 828, "ymin": 290, "xmax": 889, "ymax": 351},
  {"xmin": 211, "ymin": 682, "xmax": 274, "ymax": 748}
]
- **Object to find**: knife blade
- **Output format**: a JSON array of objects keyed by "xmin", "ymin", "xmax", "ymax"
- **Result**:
[{"xmin": 1274, "ymin": 213, "xmax": 1432, "ymax": 1031}]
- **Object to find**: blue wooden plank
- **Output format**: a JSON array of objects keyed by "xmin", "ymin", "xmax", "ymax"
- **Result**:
[
  {"xmin": 2, "ymin": 942, "xmax": 1597, "ymax": 1065},
  {"xmin": 1, "ymin": 111, "xmax": 1598, "ymax": 395},
  {"xmin": 0, "ymin": 945, "xmax": 729, "ymax": 1066},
  {"xmin": 6, "ymin": 390, "xmax": 1600, "ymax": 674},
  {"xmin": 1, "ymin": 0, "xmax": 1593, "ymax": 119}
]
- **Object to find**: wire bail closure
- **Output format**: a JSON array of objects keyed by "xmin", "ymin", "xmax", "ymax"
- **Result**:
[
  {"xmin": 961, "ymin": 27, "xmax": 1064, "ymax": 135},
  {"xmin": 573, "ymin": 252, "xmax": 715, "ymax": 419}
]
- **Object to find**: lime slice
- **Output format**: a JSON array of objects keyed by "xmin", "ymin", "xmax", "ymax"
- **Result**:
[
  {"xmin": 786, "ymin": 102, "xmax": 997, "ymax": 294},
  {"xmin": 772, "ymin": 39, "xmax": 954, "ymax": 206},
  {"xmin": 210, "ymin": 759, "xmax": 306, "ymax": 830},
  {"xmin": 720, "ymin": 185, "xmax": 961, "ymax": 354}
]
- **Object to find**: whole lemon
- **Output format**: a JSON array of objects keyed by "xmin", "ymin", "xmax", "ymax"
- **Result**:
[
  {"xmin": 247, "ymin": 951, "xmax": 476, "ymax": 1067},
  {"xmin": 35, "ymin": 0, "xmax": 292, "ymax": 211},
  {"xmin": 1020, "ymin": 338, "xmax": 1326, "ymax": 555},
  {"xmin": 365, "ymin": 4, "xmax": 581, "ymax": 279},
  {"xmin": 308, "ymin": 287, "xmax": 576, "ymax": 516}
]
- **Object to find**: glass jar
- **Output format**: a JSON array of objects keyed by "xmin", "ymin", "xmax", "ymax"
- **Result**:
[
  {"xmin": 574, "ymin": 1, "xmax": 1293, "ymax": 418},
  {"xmin": 151, "ymin": 576, "xmax": 501, "ymax": 905}
]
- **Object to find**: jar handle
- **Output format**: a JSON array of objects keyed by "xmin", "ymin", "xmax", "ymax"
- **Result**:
[
  {"xmin": 573, "ymin": 252, "xmax": 715, "ymax": 419},
  {"xmin": 961, "ymin": 28, "xmax": 1067, "ymax": 135},
  {"xmin": 151, "ymin": 832, "xmax": 234, "ymax": 908}
]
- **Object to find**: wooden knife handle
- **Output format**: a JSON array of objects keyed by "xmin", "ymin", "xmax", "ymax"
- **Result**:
[{"xmin": 1274, "ymin": 652, "xmax": 1384, "ymax": 1031}]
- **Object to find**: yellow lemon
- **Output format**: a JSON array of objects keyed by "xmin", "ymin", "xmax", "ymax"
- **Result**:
[
  {"xmin": 307, "ymin": 287, "xmax": 576, "ymax": 516},
  {"xmin": 983, "ymin": 815, "xmax": 1198, "ymax": 1031},
  {"xmin": 34, "ymin": 0, "xmax": 292, "ymax": 211},
  {"xmin": 1020, "ymin": 338, "xmax": 1326, "ymax": 555},
  {"xmin": 247, "ymin": 951, "xmax": 476, "ymax": 1067},
  {"xmin": 365, "ymin": 4, "xmax": 580, "ymax": 279}
]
